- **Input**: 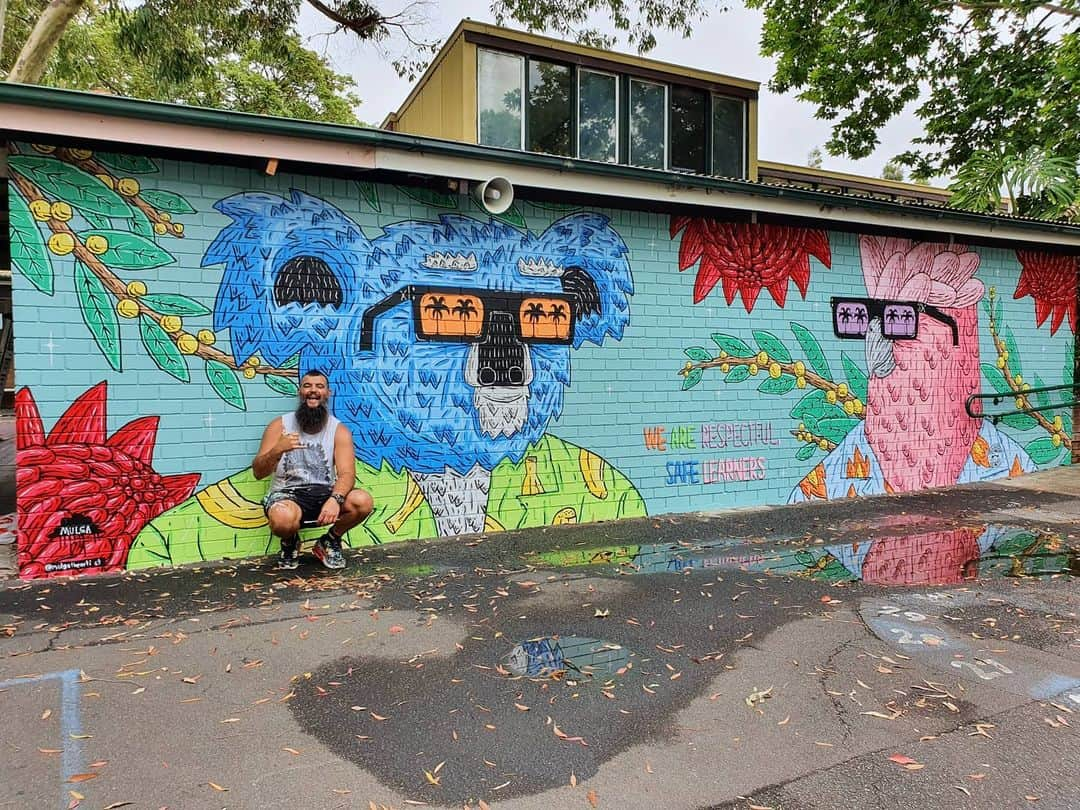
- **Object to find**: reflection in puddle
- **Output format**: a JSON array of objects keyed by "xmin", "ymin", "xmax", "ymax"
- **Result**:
[
  {"xmin": 504, "ymin": 636, "xmax": 631, "ymax": 680},
  {"xmin": 527, "ymin": 526, "xmax": 1076, "ymax": 587}
]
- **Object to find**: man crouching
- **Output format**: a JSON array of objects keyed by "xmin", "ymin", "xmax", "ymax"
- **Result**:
[{"xmin": 252, "ymin": 369, "xmax": 373, "ymax": 569}]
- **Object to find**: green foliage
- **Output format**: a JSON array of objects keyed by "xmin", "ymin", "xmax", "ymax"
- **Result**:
[
  {"xmin": 1025, "ymin": 436, "xmax": 1064, "ymax": 465},
  {"xmin": 681, "ymin": 368, "xmax": 703, "ymax": 390},
  {"xmin": 139, "ymin": 315, "xmax": 189, "ymax": 382},
  {"xmin": 711, "ymin": 333, "xmax": 752, "ymax": 356},
  {"xmin": 8, "ymin": 187, "xmax": 54, "ymax": 294},
  {"xmin": 684, "ymin": 347, "xmax": 713, "ymax": 362},
  {"xmin": 758, "ymin": 374, "xmax": 795, "ymax": 394},
  {"xmin": 753, "ymin": 329, "xmax": 791, "ymax": 362},
  {"xmin": 265, "ymin": 374, "xmax": 299, "ymax": 396},
  {"xmin": 839, "ymin": 352, "xmax": 868, "ymax": 402},
  {"xmin": 3, "ymin": 1, "xmax": 364, "ymax": 123},
  {"xmin": 79, "ymin": 229, "xmax": 175, "ymax": 269},
  {"xmin": 9, "ymin": 155, "xmax": 132, "ymax": 218},
  {"xmin": 747, "ymin": 0, "xmax": 1080, "ymax": 195},
  {"xmin": 138, "ymin": 294, "xmax": 211, "ymax": 316},
  {"xmin": 206, "ymin": 360, "xmax": 246, "ymax": 410},
  {"xmin": 139, "ymin": 190, "xmax": 196, "ymax": 215},
  {"xmin": 74, "ymin": 262, "xmax": 122, "ymax": 371},
  {"xmin": 790, "ymin": 323, "xmax": 831, "ymax": 380}
]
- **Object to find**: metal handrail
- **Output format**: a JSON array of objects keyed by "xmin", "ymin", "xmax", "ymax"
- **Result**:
[{"xmin": 965, "ymin": 381, "xmax": 1079, "ymax": 423}]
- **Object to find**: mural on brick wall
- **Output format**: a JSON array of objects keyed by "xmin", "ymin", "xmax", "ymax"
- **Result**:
[
  {"xmin": 7, "ymin": 143, "xmax": 642, "ymax": 576},
  {"xmin": 671, "ymin": 218, "xmax": 1076, "ymax": 501},
  {"xmin": 7, "ymin": 142, "xmax": 1076, "ymax": 579}
]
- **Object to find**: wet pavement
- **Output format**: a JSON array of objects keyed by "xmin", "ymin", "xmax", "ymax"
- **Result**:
[{"xmin": 0, "ymin": 469, "xmax": 1078, "ymax": 809}]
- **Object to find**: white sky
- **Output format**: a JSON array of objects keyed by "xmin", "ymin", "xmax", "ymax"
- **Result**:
[{"xmin": 300, "ymin": 1, "xmax": 929, "ymax": 180}]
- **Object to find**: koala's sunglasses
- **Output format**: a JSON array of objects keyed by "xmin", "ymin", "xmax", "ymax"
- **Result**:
[
  {"xmin": 360, "ymin": 286, "xmax": 577, "ymax": 351},
  {"xmin": 831, "ymin": 297, "xmax": 958, "ymax": 346}
]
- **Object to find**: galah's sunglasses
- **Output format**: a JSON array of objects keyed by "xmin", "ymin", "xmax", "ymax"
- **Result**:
[
  {"xmin": 831, "ymin": 297, "xmax": 958, "ymax": 346},
  {"xmin": 360, "ymin": 286, "xmax": 577, "ymax": 351}
]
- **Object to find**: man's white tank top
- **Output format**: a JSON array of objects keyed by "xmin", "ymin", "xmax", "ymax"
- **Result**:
[{"xmin": 267, "ymin": 412, "xmax": 340, "ymax": 493}]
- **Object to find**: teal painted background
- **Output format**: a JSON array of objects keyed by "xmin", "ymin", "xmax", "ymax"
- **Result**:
[{"xmin": 7, "ymin": 141, "xmax": 1075, "ymax": 577}]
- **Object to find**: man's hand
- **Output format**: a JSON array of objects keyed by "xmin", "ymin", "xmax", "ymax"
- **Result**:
[
  {"xmin": 317, "ymin": 498, "xmax": 341, "ymax": 526},
  {"xmin": 274, "ymin": 432, "xmax": 304, "ymax": 454}
]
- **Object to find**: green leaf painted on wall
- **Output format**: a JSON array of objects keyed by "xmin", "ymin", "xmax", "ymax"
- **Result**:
[
  {"xmin": 1062, "ymin": 412, "xmax": 1073, "ymax": 436},
  {"xmin": 139, "ymin": 316, "xmax": 189, "ymax": 382},
  {"xmin": 840, "ymin": 353, "xmax": 868, "ymax": 402},
  {"xmin": 790, "ymin": 323, "xmax": 831, "ymax": 380},
  {"xmin": 981, "ymin": 363, "xmax": 1010, "ymax": 395},
  {"xmin": 129, "ymin": 208, "xmax": 156, "ymax": 238},
  {"xmin": 80, "ymin": 229, "xmax": 174, "ymax": 269},
  {"xmin": 999, "ymin": 412, "xmax": 1037, "ymax": 431},
  {"xmin": 815, "ymin": 416, "xmax": 860, "ymax": 444},
  {"xmin": 140, "ymin": 189, "xmax": 196, "ymax": 214},
  {"xmin": 711, "ymin": 333, "xmax": 752, "ymax": 357},
  {"xmin": 491, "ymin": 201, "xmax": 527, "ymax": 228},
  {"xmin": 725, "ymin": 365, "xmax": 751, "ymax": 384},
  {"xmin": 9, "ymin": 156, "xmax": 133, "ymax": 218},
  {"xmin": 795, "ymin": 443, "xmax": 817, "ymax": 461},
  {"xmin": 82, "ymin": 210, "xmax": 113, "ymax": 230},
  {"xmin": 8, "ymin": 187, "xmax": 54, "ymax": 294},
  {"xmin": 790, "ymin": 388, "xmax": 846, "ymax": 428},
  {"xmin": 757, "ymin": 375, "xmax": 796, "ymax": 394},
  {"xmin": 206, "ymin": 360, "xmax": 246, "ymax": 410},
  {"xmin": 95, "ymin": 152, "xmax": 159, "ymax": 174},
  {"xmin": 396, "ymin": 186, "xmax": 459, "ymax": 209},
  {"xmin": 265, "ymin": 374, "xmax": 299, "ymax": 396},
  {"xmin": 280, "ymin": 353, "xmax": 301, "ymax": 369},
  {"xmin": 139, "ymin": 294, "xmax": 211, "ymax": 316},
  {"xmin": 1025, "ymin": 436, "xmax": 1063, "ymax": 465},
  {"xmin": 753, "ymin": 330, "xmax": 792, "ymax": 363},
  {"xmin": 74, "ymin": 262, "xmax": 121, "ymax": 371},
  {"xmin": 681, "ymin": 368, "xmax": 703, "ymax": 390},
  {"xmin": 1003, "ymin": 325, "xmax": 1022, "ymax": 377},
  {"xmin": 993, "ymin": 295, "xmax": 1002, "ymax": 326},
  {"xmin": 1033, "ymin": 374, "xmax": 1051, "ymax": 409},
  {"xmin": 358, "ymin": 182, "xmax": 381, "ymax": 212},
  {"xmin": 684, "ymin": 347, "xmax": 713, "ymax": 362}
]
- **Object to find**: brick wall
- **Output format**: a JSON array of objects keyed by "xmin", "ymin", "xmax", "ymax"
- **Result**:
[{"xmin": 7, "ymin": 143, "xmax": 1075, "ymax": 578}]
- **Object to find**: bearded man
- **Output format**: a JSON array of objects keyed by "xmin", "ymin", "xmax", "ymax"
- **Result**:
[{"xmin": 252, "ymin": 369, "xmax": 374, "ymax": 569}]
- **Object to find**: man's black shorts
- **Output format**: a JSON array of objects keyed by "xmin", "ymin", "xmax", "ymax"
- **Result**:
[{"xmin": 263, "ymin": 484, "xmax": 333, "ymax": 523}]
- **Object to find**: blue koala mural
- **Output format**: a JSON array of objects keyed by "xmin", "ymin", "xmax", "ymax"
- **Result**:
[{"xmin": 132, "ymin": 190, "xmax": 646, "ymax": 561}]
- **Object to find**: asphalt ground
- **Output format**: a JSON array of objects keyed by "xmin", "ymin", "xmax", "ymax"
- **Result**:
[{"xmin": 0, "ymin": 470, "xmax": 1077, "ymax": 810}]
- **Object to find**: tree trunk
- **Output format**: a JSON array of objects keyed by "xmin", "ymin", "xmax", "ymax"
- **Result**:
[
  {"xmin": 0, "ymin": 0, "xmax": 9, "ymax": 65},
  {"xmin": 6, "ymin": 0, "xmax": 87, "ymax": 84}
]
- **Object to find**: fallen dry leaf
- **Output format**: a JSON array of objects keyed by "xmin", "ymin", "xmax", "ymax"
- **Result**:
[
  {"xmin": 282, "ymin": 747, "xmax": 301, "ymax": 755},
  {"xmin": 587, "ymin": 789, "xmax": 598, "ymax": 807},
  {"xmin": 208, "ymin": 782, "xmax": 228, "ymax": 792},
  {"xmin": 67, "ymin": 774, "xmax": 98, "ymax": 783},
  {"xmin": 887, "ymin": 753, "xmax": 924, "ymax": 771}
]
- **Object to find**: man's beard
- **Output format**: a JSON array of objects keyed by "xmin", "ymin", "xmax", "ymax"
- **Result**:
[{"xmin": 295, "ymin": 401, "xmax": 329, "ymax": 434}]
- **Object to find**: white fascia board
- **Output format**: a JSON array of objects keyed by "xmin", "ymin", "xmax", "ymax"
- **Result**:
[{"xmin": 374, "ymin": 148, "xmax": 1080, "ymax": 249}]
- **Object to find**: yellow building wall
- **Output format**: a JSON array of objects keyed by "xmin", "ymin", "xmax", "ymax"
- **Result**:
[{"xmin": 393, "ymin": 37, "xmax": 477, "ymax": 143}]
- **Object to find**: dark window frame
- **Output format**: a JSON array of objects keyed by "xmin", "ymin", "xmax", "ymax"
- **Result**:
[{"xmin": 476, "ymin": 44, "xmax": 748, "ymax": 178}]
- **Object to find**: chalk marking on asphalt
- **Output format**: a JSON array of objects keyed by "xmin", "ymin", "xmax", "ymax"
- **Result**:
[
  {"xmin": 862, "ymin": 596, "xmax": 1080, "ymax": 703},
  {"xmin": 0, "ymin": 668, "xmax": 83, "ymax": 810}
]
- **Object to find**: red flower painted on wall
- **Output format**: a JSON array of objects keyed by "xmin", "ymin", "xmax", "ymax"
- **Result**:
[
  {"xmin": 1014, "ymin": 251, "xmax": 1077, "ymax": 335},
  {"xmin": 670, "ymin": 218, "xmax": 831, "ymax": 309},
  {"xmin": 16, "ymin": 382, "xmax": 199, "ymax": 579}
]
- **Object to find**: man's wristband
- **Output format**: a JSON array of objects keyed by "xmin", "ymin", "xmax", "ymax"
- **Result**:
[{"xmin": 330, "ymin": 493, "xmax": 346, "ymax": 507}]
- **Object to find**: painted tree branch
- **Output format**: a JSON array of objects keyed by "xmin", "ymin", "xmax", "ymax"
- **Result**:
[
  {"xmin": 7, "ymin": 0, "xmax": 88, "ymax": 83},
  {"xmin": 10, "ymin": 169, "xmax": 298, "ymax": 380}
]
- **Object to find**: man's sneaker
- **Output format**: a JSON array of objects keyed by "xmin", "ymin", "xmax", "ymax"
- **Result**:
[
  {"xmin": 313, "ymin": 534, "xmax": 346, "ymax": 570},
  {"xmin": 277, "ymin": 537, "xmax": 299, "ymax": 570}
]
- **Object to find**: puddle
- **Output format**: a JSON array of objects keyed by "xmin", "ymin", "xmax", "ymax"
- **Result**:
[
  {"xmin": 503, "ymin": 636, "xmax": 631, "ymax": 680},
  {"xmin": 526, "ymin": 525, "xmax": 1076, "ymax": 587}
]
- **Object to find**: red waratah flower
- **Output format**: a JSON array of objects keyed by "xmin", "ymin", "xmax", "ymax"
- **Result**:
[
  {"xmin": 16, "ymin": 382, "xmax": 199, "ymax": 579},
  {"xmin": 1014, "ymin": 251, "xmax": 1078, "ymax": 335},
  {"xmin": 670, "ymin": 217, "xmax": 831, "ymax": 309}
]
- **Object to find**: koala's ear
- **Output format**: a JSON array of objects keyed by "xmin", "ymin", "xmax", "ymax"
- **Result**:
[
  {"xmin": 205, "ymin": 190, "xmax": 364, "ymax": 366},
  {"xmin": 538, "ymin": 213, "xmax": 633, "ymax": 347}
]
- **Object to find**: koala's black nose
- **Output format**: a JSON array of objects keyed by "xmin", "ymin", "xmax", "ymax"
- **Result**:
[{"xmin": 477, "ymin": 312, "xmax": 526, "ymax": 387}]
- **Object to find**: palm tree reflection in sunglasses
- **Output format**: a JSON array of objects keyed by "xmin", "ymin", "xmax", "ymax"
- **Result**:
[{"xmin": 831, "ymin": 297, "xmax": 959, "ymax": 346}]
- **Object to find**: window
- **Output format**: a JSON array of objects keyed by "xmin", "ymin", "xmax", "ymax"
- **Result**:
[
  {"xmin": 670, "ymin": 86, "xmax": 707, "ymax": 173},
  {"xmin": 527, "ymin": 60, "xmax": 573, "ymax": 156},
  {"xmin": 712, "ymin": 94, "xmax": 745, "ymax": 178},
  {"xmin": 578, "ymin": 70, "xmax": 618, "ymax": 162},
  {"xmin": 629, "ymin": 79, "xmax": 666, "ymax": 169},
  {"xmin": 478, "ymin": 49, "xmax": 523, "ymax": 149},
  {"xmin": 475, "ymin": 47, "xmax": 748, "ymax": 178}
]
